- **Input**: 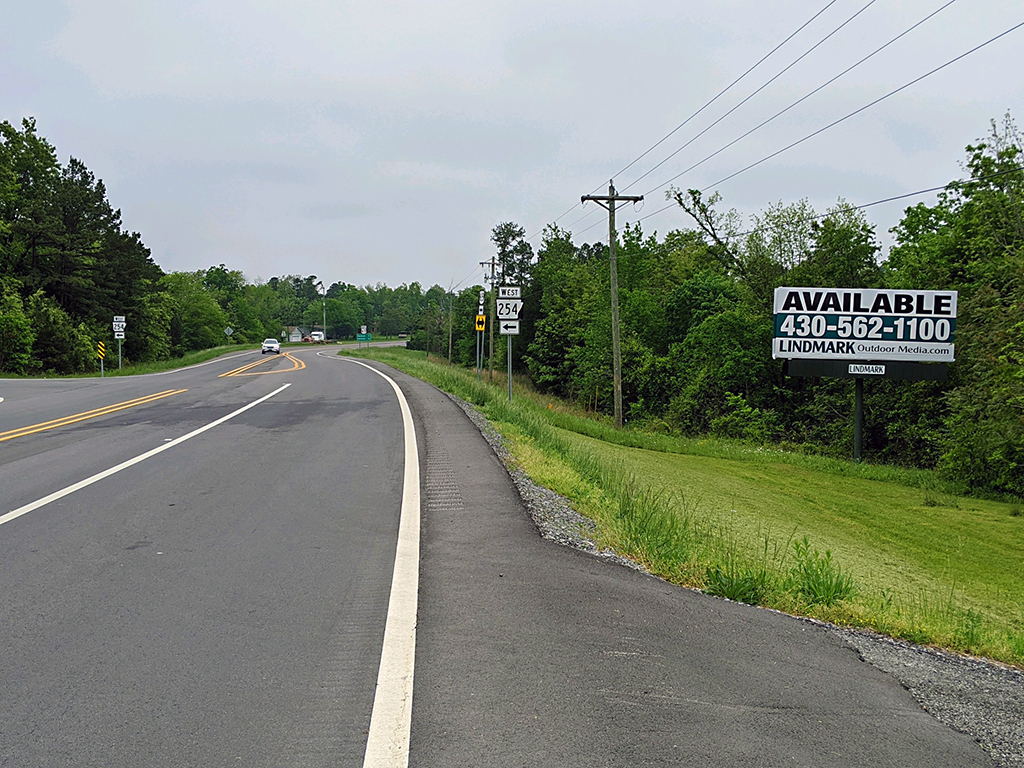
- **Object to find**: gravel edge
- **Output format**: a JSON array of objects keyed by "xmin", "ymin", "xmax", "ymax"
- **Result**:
[{"xmin": 446, "ymin": 392, "xmax": 1024, "ymax": 768}]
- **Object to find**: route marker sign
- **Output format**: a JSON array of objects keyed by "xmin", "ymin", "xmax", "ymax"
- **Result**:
[
  {"xmin": 498, "ymin": 286, "xmax": 521, "ymax": 299},
  {"xmin": 496, "ymin": 299, "xmax": 522, "ymax": 320},
  {"xmin": 114, "ymin": 331, "xmax": 125, "ymax": 339},
  {"xmin": 500, "ymin": 320, "xmax": 520, "ymax": 335}
]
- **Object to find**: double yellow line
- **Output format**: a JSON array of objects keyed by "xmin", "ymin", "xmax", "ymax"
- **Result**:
[
  {"xmin": 0, "ymin": 389, "xmax": 187, "ymax": 443},
  {"xmin": 219, "ymin": 352, "xmax": 306, "ymax": 377}
]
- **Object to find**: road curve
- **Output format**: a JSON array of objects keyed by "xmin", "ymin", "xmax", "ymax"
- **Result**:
[{"xmin": 0, "ymin": 350, "xmax": 997, "ymax": 766}]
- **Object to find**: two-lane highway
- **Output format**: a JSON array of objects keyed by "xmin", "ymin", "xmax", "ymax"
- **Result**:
[
  {"xmin": 1, "ymin": 349, "xmax": 999, "ymax": 766},
  {"xmin": 0, "ymin": 349, "xmax": 406, "ymax": 766}
]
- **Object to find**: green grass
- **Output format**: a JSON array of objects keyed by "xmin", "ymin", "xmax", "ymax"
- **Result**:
[
  {"xmin": 0, "ymin": 345, "xmax": 257, "ymax": 379},
  {"xmin": 344, "ymin": 346, "xmax": 1024, "ymax": 667}
]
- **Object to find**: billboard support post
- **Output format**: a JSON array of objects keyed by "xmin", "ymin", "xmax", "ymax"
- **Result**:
[{"xmin": 854, "ymin": 377, "xmax": 864, "ymax": 463}]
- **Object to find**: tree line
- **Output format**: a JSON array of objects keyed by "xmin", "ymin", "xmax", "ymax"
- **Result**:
[
  {"xmin": 0, "ymin": 118, "xmax": 445, "ymax": 373},
  {"xmin": 3, "ymin": 115, "xmax": 1021, "ymax": 497},
  {"xmin": 410, "ymin": 116, "xmax": 1022, "ymax": 498}
]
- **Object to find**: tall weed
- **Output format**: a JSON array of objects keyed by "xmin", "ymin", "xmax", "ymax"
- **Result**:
[{"xmin": 788, "ymin": 536, "xmax": 856, "ymax": 607}]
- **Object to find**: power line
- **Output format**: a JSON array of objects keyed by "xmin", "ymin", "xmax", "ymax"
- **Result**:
[
  {"xmin": 700, "ymin": 20, "xmax": 1024, "ymax": 192},
  {"xmin": 612, "ymin": 0, "xmax": 842, "ymax": 183},
  {"xmin": 733, "ymin": 166, "xmax": 1024, "ymax": 238},
  {"xmin": 637, "ymin": 0, "xmax": 960, "ymax": 198},
  {"xmin": 575, "ymin": 19, "xmax": 1024, "ymax": 238},
  {"xmin": 622, "ymin": 0, "xmax": 883, "ymax": 193},
  {"xmin": 526, "ymin": 0, "xmax": 842, "ymax": 241}
]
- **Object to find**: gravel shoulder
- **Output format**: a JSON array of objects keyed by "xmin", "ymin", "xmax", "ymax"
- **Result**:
[{"xmin": 448, "ymin": 393, "xmax": 1024, "ymax": 768}]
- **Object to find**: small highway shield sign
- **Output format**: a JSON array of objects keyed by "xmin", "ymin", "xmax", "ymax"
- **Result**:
[{"xmin": 496, "ymin": 299, "xmax": 522, "ymax": 320}]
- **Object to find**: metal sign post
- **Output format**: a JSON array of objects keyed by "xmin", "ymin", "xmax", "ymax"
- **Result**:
[
  {"xmin": 113, "ymin": 316, "xmax": 126, "ymax": 370},
  {"xmin": 476, "ymin": 289, "xmax": 486, "ymax": 379},
  {"xmin": 497, "ymin": 287, "xmax": 522, "ymax": 402}
]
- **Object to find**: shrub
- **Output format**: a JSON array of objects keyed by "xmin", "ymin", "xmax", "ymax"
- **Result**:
[
  {"xmin": 704, "ymin": 558, "xmax": 773, "ymax": 605},
  {"xmin": 788, "ymin": 536, "xmax": 856, "ymax": 606}
]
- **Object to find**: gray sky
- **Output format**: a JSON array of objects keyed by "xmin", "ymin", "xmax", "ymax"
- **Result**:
[{"xmin": 4, "ymin": 1, "xmax": 1022, "ymax": 291}]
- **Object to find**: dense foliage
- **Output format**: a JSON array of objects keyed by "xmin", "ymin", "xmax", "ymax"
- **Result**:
[
  {"xmin": 432, "ymin": 117, "xmax": 1021, "ymax": 498},
  {"xmin": 0, "ymin": 118, "xmax": 448, "ymax": 372},
  {"xmin": 3, "ymin": 115, "xmax": 1021, "ymax": 497}
]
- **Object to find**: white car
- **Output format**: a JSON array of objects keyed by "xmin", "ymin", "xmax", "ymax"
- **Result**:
[{"xmin": 261, "ymin": 338, "xmax": 281, "ymax": 354}]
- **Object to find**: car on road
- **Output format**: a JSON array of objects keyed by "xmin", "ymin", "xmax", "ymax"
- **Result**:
[{"xmin": 261, "ymin": 338, "xmax": 281, "ymax": 354}]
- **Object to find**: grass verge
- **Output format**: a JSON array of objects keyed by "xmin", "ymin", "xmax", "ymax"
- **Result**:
[{"xmin": 344, "ymin": 347, "xmax": 1024, "ymax": 667}]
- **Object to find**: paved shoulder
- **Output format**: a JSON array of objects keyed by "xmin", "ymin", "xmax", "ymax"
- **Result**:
[{"xmin": 367, "ymin": 363, "xmax": 994, "ymax": 767}]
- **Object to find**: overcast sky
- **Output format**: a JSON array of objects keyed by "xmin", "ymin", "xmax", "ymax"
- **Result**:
[{"xmin": 3, "ymin": 1, "xmax": 1022, "ymax": 291}]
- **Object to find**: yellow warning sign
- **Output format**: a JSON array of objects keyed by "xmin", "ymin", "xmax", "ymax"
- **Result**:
[
  {"xmin": 475, "ymin": 315, "xmax": 486, "ymax": 332},
  {"xmin": 97, "ymin": 341, "xmax": 106, "ymax": 359}
]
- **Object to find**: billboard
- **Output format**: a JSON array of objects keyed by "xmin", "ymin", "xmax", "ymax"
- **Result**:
[{"xmin": 772, "ymin": 288, "xmax": 957, "ymax": 363}]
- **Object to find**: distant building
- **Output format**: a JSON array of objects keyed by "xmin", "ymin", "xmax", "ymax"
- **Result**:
[{"xmin": 286, "ymin": 327, "xmax": 303, "ymax": 343}]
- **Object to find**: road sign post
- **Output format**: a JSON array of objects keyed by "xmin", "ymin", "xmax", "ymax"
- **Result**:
[
  {"xmin": 476, "ymin": 289, "xmax": 486, "ymax": 379},
  {"xmin": 113, "ymin": 316, "xmax": 126, "ymax": 370},
  {"xmin": 497, "ymin": 287, "xmax": 522, "ymax": 401}
]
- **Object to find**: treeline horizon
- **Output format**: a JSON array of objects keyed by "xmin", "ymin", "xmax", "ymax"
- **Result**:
[
  {"xmin": 2, "ymin": 115, "xmax": 1022, "ymax": 498},
  {"xmin": 408, "ymin": 115, "xmax": 1023, "ymax": 499},
  {"xmin": 0, "ymin": 118, "xmax": 448, "ymax": 373}
]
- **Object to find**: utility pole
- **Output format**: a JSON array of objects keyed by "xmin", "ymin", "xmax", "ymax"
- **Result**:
[
  {"xmin": 582, "ymin": 180, "xmax": 643, "ymax": 429},
  {"xmin": 489, "ymin": 254, "xmax": 497, "ymax": 382},
  {"xmin": 480, "ymin": 257, "xmax": 497, "ymax": 382},
  {"xmin": 445, "ymin": 280, "xmax": 455, "ymax": 363}
]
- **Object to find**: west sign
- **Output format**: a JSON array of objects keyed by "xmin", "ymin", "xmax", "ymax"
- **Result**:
[{"xmin": 772, "ymin": 288, "xmax": 957, "ymax": 363}]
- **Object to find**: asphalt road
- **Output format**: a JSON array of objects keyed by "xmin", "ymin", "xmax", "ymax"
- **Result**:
[
  {"xmin": 1, "ymin": 349, "xmax": 405, "ymax": 766},
  {"xmin": 0, "ymin": 349, "xmax": 997, "ymax": 766}
]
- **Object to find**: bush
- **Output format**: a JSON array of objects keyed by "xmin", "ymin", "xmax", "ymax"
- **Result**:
[
  {"xmin": 788, "ymin": 536, "xmax": 856, "ymax": 606},
  {"xmin": 704, "ymin": 558, "xmax": 773, "ymax": 605}
]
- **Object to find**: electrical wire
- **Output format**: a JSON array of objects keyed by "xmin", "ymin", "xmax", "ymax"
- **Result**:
[
  {"xmin": 700, "ymin": 19, "xmax": 1024, "ymax": 192},
  {"xmin": 635, "ymin": 0, "xmax": 961, "ymax": 199},
  {"xmin": 526, "ymin": 0, "xmax": 842, "ymax": 241},
  {"xmin": 622, "ymin": 0, "xmax": 884, "ymax": 193},
  {"xmin": 573, "ymin": 19, "xmax": 1024, "ymax": 238},
  {"xmin": 612, "ymin": 0, "xmax": 842, "ymax": 183}
]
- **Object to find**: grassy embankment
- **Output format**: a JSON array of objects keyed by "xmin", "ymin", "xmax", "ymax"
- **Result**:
[
  {"xmin": 343, "ymin": 346, "xmax": 1024, "ymax": 667},
  {"xmin": 0, "ymin": 345, "xmax": 254, "ymax": 379}
]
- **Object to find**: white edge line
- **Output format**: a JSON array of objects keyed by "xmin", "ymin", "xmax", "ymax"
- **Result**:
[
  {"xmin": 0, "ymin": 383, "xmax": 292, "ymax": 528},
  {"xmin": 340, "ymin": 358, "xmax": 421, "ymax": 768}
]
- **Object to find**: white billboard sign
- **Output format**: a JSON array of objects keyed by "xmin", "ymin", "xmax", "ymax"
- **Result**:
[{"xmin": 772, "ymin": 288, "xmax": 957, "ymax": 363}]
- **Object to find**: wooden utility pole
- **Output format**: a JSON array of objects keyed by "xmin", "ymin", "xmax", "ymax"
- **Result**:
[
  {"xmin": 480, "ymin": 256, "xmax": 497, "ymax": 381},
  {"xmin": 582, "ymin": 180, "xmax": 643, "ymax": 429},
  {"xmin": 448, "ymin": 289, "xmax": 454, "ymax": 362}
]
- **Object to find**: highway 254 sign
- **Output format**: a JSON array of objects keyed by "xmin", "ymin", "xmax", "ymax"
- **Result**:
[{"xmin": 772, "ymin": 287, "xmax": 957, "ymax": 363}]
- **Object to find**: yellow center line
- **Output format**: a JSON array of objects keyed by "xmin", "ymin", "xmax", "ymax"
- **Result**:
[
  {"xmin": 0, "ymin": 389, "xmax": 188, "ymax": 443},
  {"xmin": 219, "ymin": 355, "xmax": 278, "ymax": 377},
  {"xmin": 219, "ymin": 352, "xmax": 306, "ymax": 377}
]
